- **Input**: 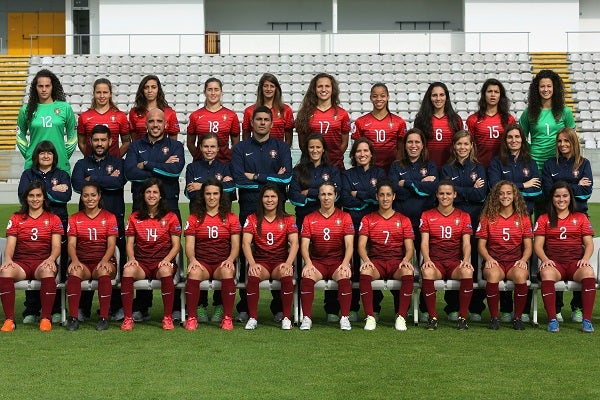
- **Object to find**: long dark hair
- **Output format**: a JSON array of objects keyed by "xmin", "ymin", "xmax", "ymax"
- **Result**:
[
  {"xmin": 136, "ymin": 178, "xmax": 169, "ymax": 220},
  {"xmin": 80, "ymin": 181, "xmax": 105, "ymax": 210},
  {"xmin": 133, "ymin": 75, "xmax": 169, "ymax": 113},
  {"xmin": 396, "ymin": 127, "xmax": 429, "ymax": 168},
  {"xmin": 526, "ymin": 69, "xmax": 566, "ymax": 124},
  {"xmin": 499, "ymin": 123, "xmax": 532, "ymax": 165},
  {"xmin": 296, "ymin": 73, "xmax": 341, "ymax": 145},
  {"xmin": 90, "ymin": 78, "xmax": 119, "ymax": 110},
  {"xmin": 413, "ymin": 82, "xmax": 461, "ymax": 141},
  {"xmin": 293, "ymin": 133, "xmax": 331, "ymax": 189},
  {"xmin": 190, "ymin": 178, "xmax": 231, "ymax": 223},
  {"xmin": 32, "ymin": 140, "xmax": 58, "ymax": 171},
  {"xmin": 18, "ymin": 181, "xmax": 51, "ymax": 215},
  {"xmin": 254, "ymin": 73, "xmax": 285, "ymax": 117},
  {"xmin": 476, "ymin": 78, "xmax": 511, "ymax": 128},
  {"xmin": 26, "ymin": 69, "xmax": 66, "ymax": 125},
  {"xmin": 350, "ymin": 137, "xmax": 376, "ymax": 168},
  {"xmin": 256, "ymin": 183, "xmax": 288, "ymax": 237},
  {"xmin": 203, "ymin": 77, "xmax": 223, "ymax": 106},
  {"xmin": 547, "ymin": 181, "xmax": 574, "ymax": 228}
]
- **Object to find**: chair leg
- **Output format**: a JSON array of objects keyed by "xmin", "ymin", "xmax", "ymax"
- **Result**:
[
  {"xmin": 412, "ymin": 286, "xmax": 419, "ymax": 326},
  {"xmin": 532, "ymin": 286, "xmax": 538, "ymax": 326}
]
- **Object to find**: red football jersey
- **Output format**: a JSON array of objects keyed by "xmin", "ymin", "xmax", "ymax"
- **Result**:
[
  {"xmin": 358, "ymin": 211, "xmax": 414, "ymax": 261},
  {"xmin": 67, "ymin": 209, "xmax": 119, "ymax": 264},
  {"xmin": 476, "ymin": 213, "xmax": 532, "ymax": 263},
  {"xmin": 77, "ymin": 108, "xmax": 130, "ymax": 158},
  {"xmin": 426, "ymin": 115, "xmax": 463, "ymax": 168},
  {"xmin": 125, "ymin": 211, "xmax": 181, "ymax": 264},
  {"xmin": 352, "ymin": 112, "xmax": 407, "ymax": 172},
  {"xmin": 5, "ymin": 211, "xmax": 63, "ymax": 263},
  {"xmin": 129, "ymin": 106, "xmax": 180, "ymax": 140},
  {"xmin": 187, "ymin": 106, "xmax": 241, "ymax": 162},
  {"xmin": 534, "ymin": 212, "xmax": 594, "ymax": 263},
  {"xmin": 184, "ymin": 212, "xmax": 241, "ymax": 264},
  {"xmin": 242, "ymin": 104, "xmax": 294, "ymax": 142},
  {"xmin": 301, "ymin": 208, "xmax": 354, "ymax": 261},
  {"xmin": 243, "ymin": 213, "xmax": 297, "ymax": 262},
  {"xmin": 466, "ymin": 113, "xmax": 516, "ymax": 168},
  {"xmin": 420, "ymin": 208, "xmax": 472, "ymax": 261},
  {"xmin": 306, "ymin": 107, "xmax": 351, "ymax": 169}
]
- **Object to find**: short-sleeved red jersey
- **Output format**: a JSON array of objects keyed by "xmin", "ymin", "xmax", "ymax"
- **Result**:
[
  {"xmin": 352, "ymin": 112, "xmax": 406, "ymax": 172},
  {"xmin": 242, "ymin": 104, "xmax": 294, "ymax": 143},
  {"xmin": 420, "ymin": 208, "xmax": 472, "ymax": 261},
  {"xmin": 184, "ymin": 212, "xmax": 241, "ymax": 264},
  {"xmin": 466, "ymin": 113, "xmax": 516, "ymax": 168},
  {"xmin": 476, "ymin": 213, "xmax": 532, "ymax": 263},
  {"xmin": 534, "ymin": 212, "xmax": 594, "ymax": 263},
  {"xmin": 301, "ymin": 208, "xmax": 354, "ymax": 261},
  {"xmin": 306, "ymin": 107, "xmax": 351, "ymax": 169},
  {"xmin": 426, "ymin": 115, "xmax": 464, "ymax": 168},
  {"xmin": 67, "ymin": 209, "xmax": 119, "ymax": 264},
  {"xmin": 359, "ymin": 211, "xmax": 414, "ymax": 261},
  {"xmin": 243, "ymin": 213, "xmax": 297, "ymax": 262},
  {"xmin": 125, "ymin": 211, "xmax": 181, "ymax": 264},
  {"xmin": 77, "ymin": 108, "xmax": 130, "ymax": 158},
  {"xmin": 129, "ymin": 107, "xmax": 180, "ymax": 141},
  {"xmin": 6, "ymin": 211, "xmax": 63, "ymax": 263},
  {"xmin": 187, "ymin": 106, "xmax": 240, "ymax": 162}
]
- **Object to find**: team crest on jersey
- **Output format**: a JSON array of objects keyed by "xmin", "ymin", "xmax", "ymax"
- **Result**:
[
  {"xmin": 470, "ymin": 172, "xmax": 478, "ymax": 182},
  {"xmin": 455, "ymin": 218, "xmax": 460, "ymax": 226},
  {"xmin": 420, "ymin": 168, "xmax": 428, "ymax": 177},
  {"xmin": 215, "ymin": 173, "xmax": 223, "ymax": 181},
  {"xmin": 54, "ymin": 108, "xmax": 61, "ymax": 115},
  {"xmin": 110, "ymin": 115, "xmax": 116, "ymax": 122},
  {"xmin": 396, "ymin": 220, "xmax": 401, "ymax": 228},
  {"xmin": 51, "ymin": 178, "xmax": 58, "ymax": 186},
  {"xmin": 269, "ymin": 149, "xmax": 278, "ymax": 158},
  {"xmin": 572, "ymin": 218, "xmax": 578, "ymax": 225},
  {"xmin": 388, "ymin": 121, "xmax": 394, "ymax": 129},
  {"xmin": 44, "ymin": 219, "xmax": 49, "ymax": 226},
  {"xmin": 222, "ymin": 114, "xmax": 227, "ymax": 121},
  {"xmin": 370, "ymin": 178, "xmax": 377, "ymax": 187},
  {"xmin": 162, "ymin": 146, "xmax": 169, "ymax": 155},
  {"xmin": 322, "ymin": 173, "xmax": 330, "ymax": 181},
  {"xmin": 6, "ymin": 220, "xmax": 12, "ymax": 229},
  {"xmin": 335, "ymin": 218, "xmax": 342, "ymax": 226},
  {"xmin": 515, "ymin": 220, "xmax": 520, "ymax": 227},
  {"xmin": 522, "ymin": 168, "xmax": 530, "ymax": 177},
  {"xmin": 161, "ymin": 219, "xmax": 167, "ymax": 227},
  {"xmin": 101, "ymin": 219, "xmax": 106, "ymax": 226},
  {"xmin": 106, "ymin": 165, "xmax": 114, "ymax": 174},
  {"xmin": 278, "ymin": 221, "xmax": 285, "ymax": 230},
  {"xmin": 573, "ymin": 170, "xmax": 579, "ymax": 178}
]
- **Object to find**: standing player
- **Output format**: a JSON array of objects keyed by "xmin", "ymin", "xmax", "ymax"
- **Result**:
[
  {"xmin": 299, "ymin": 182, "xmax": 354, "ymax": 331},
  {"xmin": 466, "ymin": 78, "xmax": 516, "ymax": 168},
  {"xmin": 242, "ymin": 73, "xmax": 294, "ymax": 146},
  {"xmin": 357, "ymin": 178, "xmax": 415, "ymax": 331},
  {"xmin": 0, "ymin": 182, "xmax": 62, "ymax": 332},
  {"xmin": 413, "ymin": 82, "xmax": 463, "ymax": 168},
  {"xmin": 477, "ymin": 181, "xmax": 533, "ymax": 330},
  {"xmin": 65, "ymin": 182, "xmax": 118, "ymax": 331},
  {"xmin": 187, "ymin": 77, "xmax": 240, "ymax": 163},
  {"xmin": 295, "ymin": 73, "xmax": 351, "ymax": 170},
  {"xmin": 419, "ymin": 180, "xmax": 474, "ymax": 330},
  {"xmin": 16, "ymin": 69, "xmax": 77, "ymax": 173},
  {"xmin": 352, "ymin": 83, "xmax": 407, "ymax": 173},
  {"xmin": 534, "ymin": 181, "xmax": 595, "ymax": 333},
  {"xmin": 120, "ymin": 178, "xmax": 181, "ymax": 331},
  {"xmin": 243, "ymin": 184, "xmax": 299, "ymax": 330},
  {"xmin": 129, "ymin": 75, "xmax": 180, "ymax": 141},
  {"xmin": 77, "ymin": 78, "xmax": 131, "ymax": 158},
  {"xmin": 184, "ymin": 179, "xmax": 240, "ymax": 331}
]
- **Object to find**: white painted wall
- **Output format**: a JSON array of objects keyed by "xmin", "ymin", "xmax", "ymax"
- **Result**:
[{"xmin": 573, "ymin": 0, "xmax": 600, "ymax": 51}]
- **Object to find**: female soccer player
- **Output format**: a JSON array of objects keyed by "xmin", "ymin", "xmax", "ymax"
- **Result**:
[
  {"xmin": 77, "ymin": 78, "xmax": 131, "ymax": 158},
  {"xmin": 534, "ymin": 181, "xmax": 595, "ymax": 333},
  {"xmin": 477, "ymin": 181, "xmax": 532, "ymax": 330},
  {"xmin": 466, "ymin": 78, "xmax": 516, "ymax": 168},
  {"xmin": 16, "ymin": 69, "xmax": 77, "ymax": 173},
  {"xmin": 184, "ymin": 178, "xmax": 240, "ymax": 331},
  {"xmin": 413, "ymin": 82, "xmax": 462, "ymax": 168},
  {"xmin": 488, "ymin": 123, "xmax": 542, "ymax": 214},
  {"xmin": 295, "ymin": 73, "xmax": 351, "ymax": 170},
  {"xmin": 65, "ymin": 181, "xmax": 118, "ymax": 331},
  {"xmin": 299, "ymin": 182, "xmax": 354, "ymax": 331},
  {"xmin": 129, "ymin": 75, "xmax": 180, "ymax": 141},
  {"xmin": 243, "ymin": 184, "xmax": 299, "ymax": 330},
  {"xmin": 187, "ymin": 77, "xmax": 240, "ymax": 163},
  {"xmin": 0, "ymin": 182, "xmax": 62, "ymax": 332},
  {"xmin": 352, "ymin": 83, "xmax": 407, "ymax": 173},
  {"xmin": 120, "ymin": 178, "xmax": 181, "ymax": 331},
  {"xmin": 242, "ymin": 73, "xmax": 294, "ymax": 146},
  {"xmin": 357, "ymin": 178, "xmax": 415, "ymax": 331},
  {"xmin": 419, "ymin": 180, "xmax": 474, "ymax": 330},
  {"xmin": 519, "ymin": 69, "xmax": 575, "ymax": 171}
]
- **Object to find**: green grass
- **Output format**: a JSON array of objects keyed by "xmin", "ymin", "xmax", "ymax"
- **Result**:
[{"xmin": 0, "ymin": 204, "xmax": 600, "ymax": 398}]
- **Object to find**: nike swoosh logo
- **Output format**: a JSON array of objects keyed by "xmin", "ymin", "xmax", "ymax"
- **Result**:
[
  {"xmin": 542, "ymin": 293, "xmax": 551, "ymax": 297},
  {"xmin": 430, "ymin": 218, "xmax": 438, "ymax": 221},
  {"xmin": 86, "ymin": 117, "xmax": 94, "ymax": 121},
  {"xmin": 247, "ymin": 293, "xmax": 257, "ymax": 296},
  {"xmin": 487, "ymin": 294, "xmax": 498, "ymax": 297},
  {"xmin": 283, "ymin": 291, "xmax": 293, "ymax": 295},
  {"xmin": 516, "ymin": 293, "xmax": 527, "ymax": 297},
  {"xmin": 300, "ymin": 291, "xmax": 312, "ymax": 295},
  {"xmin": 551, "ymin": 173, "xmax": 558, "ymax": 177},
  {"xmin": 352, "ymin": 182, "xmax": 360, "ymax": 185},
  {"xmin": 193, "ymin": 177, "xmax": 202, "ymax": 180},
  {"xmin": 398, "ymin": 172, "xmax": 407, "ymax": 176},
  {"xmin": 161, "ymin": 292, "xmax": 172, "ymax": 296},
  {"xmin": 87, "ymin": 168, "xmax": 95, "ymax": 171},
  {"xmin": 585, "ymin": 288, "xmax": 595, "ymax": 292},
  {"xmin": 451, "ymin": 176, "xmax": 459, "ymax": 180},
  {"xmin": 364, "ymin": 123, "xmax": 371, "ymax": 127},
  {"xmin": 121, "ymin": 292, "xmax": 130, "ymax": 295},
  {"xmin": 403, "ymin": 293, "xmax": 412, "ymax": 296},
  {"xmin": 45, "ymin": 292, "xmax": 56, "ymax": 295},
  {"xmin": 360, "ymin": 292, "xmax": 369, "ymax": 296},
  {"xmin": 228, "ymin": 292, "xmax": 237, "ymax": 296},
  {"xmin": 502, "ymin": 171, "xmax": 510, "ymax": 174},
  {"xmin": 463, "ymin": 289, "xmax": 473, "ymax": 293},
  {"xmin": 138, "ymin": 150, "xmax": 146, "ymax": 153},
  {"xmin": 0, "ymin": 291, "xmax": 11, "ymax": 296},
  {"xmin": 425, "ymin": 292, "xmax": 435, "ymax": 297},
  {"xmin": 245, "ymin": 153, "xmax": 253, "ymax": 156},
  {"xmin": 341, "ymin": 292, "xmax": 351, "ymax": 296},
  {"xmin": 100, "ymin": 295, "xmax": 111, "ymax": 298}
]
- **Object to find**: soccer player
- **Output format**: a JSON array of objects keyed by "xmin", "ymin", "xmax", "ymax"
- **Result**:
[
  {"xmin": 413, "ymin": 82, "xmax": 463, "ymax": 168},
  {"xmin": 65, "ymin": 181, "xmax": 118, "ymax": 331},
  {"xmin": 120, "ymin": 178, "xmax": 181, "ymax": 331},
  {"xmin": 77, "ymin": 78, "xmax": 131, "ymax": 158},
  {"xmin": 419, "ymin": 180, "xmax": 474, "ymax": 330},
  {"xmin": 357, "ymin": 178, "xmax": 415, "ymax": 331},
  {"xmin": 16, "ymin": 69, "xmax": 77, "ymax": 173},
  {"xmin": 519, "ymin": 69, "xmax": 575, "ymax": 171},
  {"xmin": 242, "ymin": 73, "xmax": 294, "ymax": 146},
  {"xmin": 534, "ymin": 181, "xmax": 595, "ymax": 333},
  {"xmin": 477, "ymin": 181, "xmax": 533, "ymax": 330},
  {"xmin": 0, "ymin": 182, "xmax": 62, "ymax": 332},
  {"xmin": 243, "ymin": 184, "xmax": 299, "ymax": 330},
  {"xmin": 184, "ymin": 178, "xmax": 240, "ymax": 331},
  {"xmin": 129, "ymin": 75, "xmax": 180, "ymax": 141},
  {"xmin": 352, "ymin": 83, "xmax": 407, "ymax": 173},
  {"xmin": 187, "ymin": 77, "xmax": 240, "ymax": 163},
  {"xmin": 295, "ymin": 73, "xmax": 351, "ymax": 170},
  {"xmin": 299, "ymin": 182, "xmax": 354, "ymax": 331},
  {"xmin": 466, "ymin": 78, "xmax": 516, "ymax": 168}
]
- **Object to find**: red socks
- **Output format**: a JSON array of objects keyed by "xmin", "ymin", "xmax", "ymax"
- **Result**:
[
  {"xmin": 359, "ymin": 275, "xmax": 374, "ymax": 316},
  {"xmin": 0, "ymin": 277, "xmax": 15, "ymax": 320},
  {"xmin": 337, "ymin": 278, "xmax": 352, "ymax": 316},
  {"xmin": 398, "ymin": 275, "xmax": 414, "ymax": 317},
  {"xmin": 581, "ymin": 277, "xmax": 596, "ymax": 321},
  {"xmin": 120, "ymin": 277, "xmax": 134, "ymax": 318},
  {"xmin": 221, "ymin": 278, "xmax": 236, "ymax": 318},
  {"xmin": 185, "ymin": 278, "xmax": 200, "ymax": 318},
  {"xmin": 97, "ymin": 275, "xmax": 112, "ymax": 319},
  {"xmin": 300, "ymin": 278, "xmax": 315, "ymax": 318},
  {"xmin": 246, "ymin": 276, "xmax": 261, "ymax": 319},
  {"xmin": 67, "ymin": 276, "xmax": 82, "ymax": 318},
  {"xmin": 486, "ymin": 282, "xmax": 500, "ymax": 318},
  {"xmin": 513, "ymin": 283, "xmax": 528, "ymax": 319},
  {"xmin": 40, "ymin": 277, "xmax": 56, "ymax": 320},
  {"xmin": 421, "ymin": 279, "xmax": 437, "ymax": 318},
  {"xmin": 541, "ymin": 280, "xmax": 556, "ymax": 320},
  {"xmin": 458, "ymin": 278, "xmax": 473, "ymax": 319},
  {"xmin": 160, "ymin": 276, "xmax": 174, "ymax": 318},
  {"xmin": 280, "ymin": 276, "xmax": 294, "ymax": 319}
]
